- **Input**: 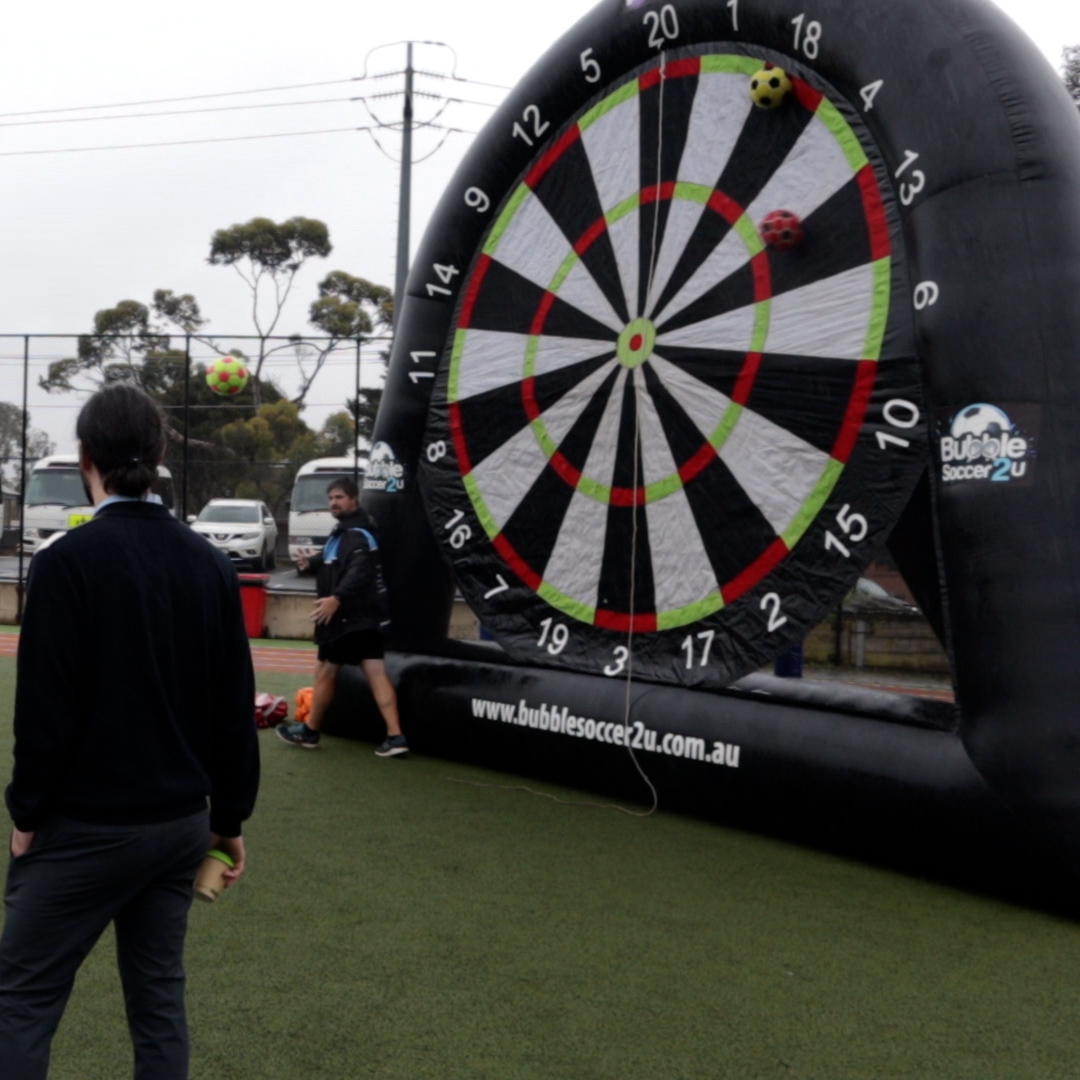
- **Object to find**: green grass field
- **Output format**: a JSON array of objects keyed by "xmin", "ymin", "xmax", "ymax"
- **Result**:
[{"xmin": 1, "ymin": 658, "xmax": 1080, "ymax": 1078}]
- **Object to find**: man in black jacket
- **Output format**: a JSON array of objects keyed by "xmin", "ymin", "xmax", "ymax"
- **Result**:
[
  {"xmin": 277, "ymin": 477, "xmax": 406, "ymax": 756},
  {"xmin": 0, "ymin": 385, "xmax": 259, "ymax": 1080}
]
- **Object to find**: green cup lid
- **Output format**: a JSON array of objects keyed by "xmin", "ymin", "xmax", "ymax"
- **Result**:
[{"xmin": 206, "ymin": 848, "xmax": 236, "ymax": 869}]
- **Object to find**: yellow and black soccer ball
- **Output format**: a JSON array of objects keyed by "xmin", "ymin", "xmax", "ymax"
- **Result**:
[{"xmin": 749, "ymin": 65, "xmax": 792, "ymax": 110}]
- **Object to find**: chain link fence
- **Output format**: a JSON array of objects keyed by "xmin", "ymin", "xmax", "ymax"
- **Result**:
[{"xmin": 0, "ymin": 333, "xmax": 389, "ymax": 611}]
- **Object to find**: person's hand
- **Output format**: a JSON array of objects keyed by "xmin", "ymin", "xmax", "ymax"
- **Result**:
[
  {"xmin": 209, "ymin": 834, "xmax": 246, "ymax": 888},
  {"xmin": 311, "ymin": 596, "xmax": 341, "ymax": 625},
  {"xmin": 10, "ymin": 828, "xmax": 34, "ymax": 858},
  {"xmin": 295, "ymin": 553, "xmax": 310, "ymax": 572}
]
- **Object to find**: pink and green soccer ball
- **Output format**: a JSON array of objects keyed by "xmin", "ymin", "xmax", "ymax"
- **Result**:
[{"xmin": 206, "ymin": 357, "xmax": 250, "ymax": 396}]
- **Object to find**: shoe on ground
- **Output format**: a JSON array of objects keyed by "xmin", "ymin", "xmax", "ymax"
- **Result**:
[
  {"xmin": 375, "ymin": 735, "xmax": 409, "ymax": 758},
  {"xmin": 277, "ymin": 722, "xmax": 320, "ymax": 749}
]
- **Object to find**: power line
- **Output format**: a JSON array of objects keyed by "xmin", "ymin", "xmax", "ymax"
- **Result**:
[
  {"xmin": 0, "ymin": 90, "xmax": 492, "ymax": 131},
  {"xmin": 0, "ymin": 73, "xmax": 402, "ymax": 121},
  {"xmin": 414, "ymin": 68, "xmax": 514, "ymax": 91},
  {"xmin": 0, "ymin": 95, "xmax": 363, "ymax": 129},
  {"xmin": 0, "ymin": 120, "xmax": 477, "ymax": 159},
  {"xmin": 0, "ymin": 126, "xmax": 376, "ymax": 158}
]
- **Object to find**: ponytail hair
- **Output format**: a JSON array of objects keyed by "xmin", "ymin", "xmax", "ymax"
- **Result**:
[{"xmin": 76, "ymin": 384, "xmax": 166, "ymax": 497}]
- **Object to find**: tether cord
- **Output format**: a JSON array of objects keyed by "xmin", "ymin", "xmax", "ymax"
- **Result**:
[
  {"xmin": 447, "ymin": 54, "xmax": 671, "ymax": 817},
  {"xmin": 614, "ymin": 50, "xmax": 670, "ymax": 818}
]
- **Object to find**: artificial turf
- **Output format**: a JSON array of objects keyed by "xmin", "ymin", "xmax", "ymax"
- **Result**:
[{"xmin": 1, "ymin": 659, "xmax": 1079, "ymax": 1078}]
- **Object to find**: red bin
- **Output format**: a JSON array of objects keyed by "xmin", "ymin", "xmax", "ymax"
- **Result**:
[{"xmin": 237, "ymin": 573, "xmax": 271, "ymax": 638}]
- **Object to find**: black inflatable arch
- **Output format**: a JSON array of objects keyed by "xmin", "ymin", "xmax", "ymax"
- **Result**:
[{"xmin": 357, "ymin": 0, "xmax": 1080, "ymax": 869}]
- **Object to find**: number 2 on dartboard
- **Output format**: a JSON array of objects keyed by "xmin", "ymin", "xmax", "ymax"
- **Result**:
[{"xmin": 761, "ymin": 593, "xmax": 787, "ymax": 632}]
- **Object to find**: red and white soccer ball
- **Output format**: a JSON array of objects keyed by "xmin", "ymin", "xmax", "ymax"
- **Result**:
[{"xmin": 254, "ymin": 693, "xmax": 288, "ymax": 729}]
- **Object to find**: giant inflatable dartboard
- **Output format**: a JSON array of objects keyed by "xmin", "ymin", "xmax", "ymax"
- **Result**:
[
  {"xmin": 361, "ymin": 0, "xmax": 1080, "ymax": 866},
  {"xmin": 417, "ymin": 29, "xmax": 926, "ymax": 688}
]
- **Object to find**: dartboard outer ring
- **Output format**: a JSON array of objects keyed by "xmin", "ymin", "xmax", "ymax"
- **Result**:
[{"xmin": 416, "ymin": 34, "xmax": 926, "ymax": 690}]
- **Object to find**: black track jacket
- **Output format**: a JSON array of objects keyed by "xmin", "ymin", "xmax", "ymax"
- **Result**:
[
  {"xmin": 5, "ymin": 501, "xmax": 259, "ymax": 837},
  {"xmin": 304, "ymin": 511, "xmax": 386, "ymax": 644}
]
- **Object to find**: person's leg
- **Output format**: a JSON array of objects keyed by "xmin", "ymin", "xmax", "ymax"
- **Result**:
[
  {"xmin": 0, "ymin": 823, "xmax": 142, "ymax": 1080},
  {"xmin": 305, "ymin": 659, "xmax": 340, "ymax": 732},
  {"xmin": 114, "ymin": 814, "xmax": 206, "ymax": 1080},
  {"xmin": 361, "ymin": 658, "xmax": 401, "ymax": 737}
]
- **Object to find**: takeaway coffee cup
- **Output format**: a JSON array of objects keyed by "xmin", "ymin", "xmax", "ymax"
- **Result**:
[{"xmin": 194, "ymin": 849, "xmax": 235, "ymax": 903}]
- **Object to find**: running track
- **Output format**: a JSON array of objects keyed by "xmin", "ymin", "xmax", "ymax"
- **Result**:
[
  {"xmin": 0, "ymin": 633, "xmax": 317, "ymax": 677},
  {"xmin": 0, "ymin": 633, "xmax": 954, "ymax": 701}
]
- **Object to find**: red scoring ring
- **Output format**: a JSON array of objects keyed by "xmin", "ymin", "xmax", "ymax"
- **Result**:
[{"xmin": 519, "ymin": 184, "xmax": 771, "ymax": 507}]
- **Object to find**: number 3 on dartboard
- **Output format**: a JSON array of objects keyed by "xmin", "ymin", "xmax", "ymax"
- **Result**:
[
  {"xmin": 604, "ymin": 646, "xmax": 628, "ymax": 677},
  {"xmin": 644, "ymin": 5, "xmax": 678, "ymax": 48}
]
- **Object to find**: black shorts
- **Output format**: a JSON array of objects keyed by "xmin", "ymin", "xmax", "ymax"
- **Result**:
[{"xmin": 317, "ymin": 630, "xmax": 385, "ymax": 665}]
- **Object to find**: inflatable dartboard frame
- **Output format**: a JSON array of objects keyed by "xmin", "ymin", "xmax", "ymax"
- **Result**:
[{"xmin": 365, "ymin": 0, "xmax": 1080, "ymax": 865}]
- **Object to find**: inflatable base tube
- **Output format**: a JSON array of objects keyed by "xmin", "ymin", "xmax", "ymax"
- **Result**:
[{"xmin": 324, "ymin": 652, "xmax": 1078, "ymax": 910}]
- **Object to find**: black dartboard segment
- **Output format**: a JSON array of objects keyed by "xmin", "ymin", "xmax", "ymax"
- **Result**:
[{"xmin": 419, "ymin": 45, "xmax": 926, "ymax": 688}]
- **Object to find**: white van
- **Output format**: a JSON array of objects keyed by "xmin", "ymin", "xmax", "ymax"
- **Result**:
[
  {"xmin": 287, "ymin": 456, "xmax": 365, "ymax": 562},
  {"xmin": 22, "ymin": 454, "xmax": 175, "ymax": 554}
]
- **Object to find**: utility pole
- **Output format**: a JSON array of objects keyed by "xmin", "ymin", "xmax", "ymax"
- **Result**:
[{"xmin": 393, "ymin": 42, "xmax": 414, "ymax": 325}]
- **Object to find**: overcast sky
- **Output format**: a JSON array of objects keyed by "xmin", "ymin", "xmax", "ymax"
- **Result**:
[{"xmin": 1, "ymin": 0, "xmax": 1077, "ymax": 449}]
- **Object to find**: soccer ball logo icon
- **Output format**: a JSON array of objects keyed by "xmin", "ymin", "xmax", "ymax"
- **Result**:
[
  {"xmin": 950, "ymin": 403, "xmax": 1013, "ymax": 440},
  {"xmin": 950, "ymin": 403, "xmax": 1013, "ymax": 460}
]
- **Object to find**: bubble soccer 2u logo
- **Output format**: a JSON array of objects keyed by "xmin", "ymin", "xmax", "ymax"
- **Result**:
[
  {"xmin": 938, "ymin": 403, "xmax": 1038, "ymax": 486},
  {"xmin": 363, "ymin": 442, "xmax": 406, "ymax": 494}
]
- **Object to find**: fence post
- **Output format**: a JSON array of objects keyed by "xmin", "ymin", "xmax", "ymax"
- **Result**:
[
  {"xmin": 182, "ymin": 334, "xmax": 191, "ymax": 521},
  {"xmin": 16, "ymin": 336, "xmax": 29, "ymax": 623},
  {"xmin": 354, "ymin": 337, "xmax": 362, "ymax": 489}
]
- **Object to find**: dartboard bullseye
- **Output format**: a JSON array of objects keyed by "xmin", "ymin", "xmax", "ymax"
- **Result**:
[{"xmin": 419, "ymin": 44, "xmax": 926, "ymax": 689}]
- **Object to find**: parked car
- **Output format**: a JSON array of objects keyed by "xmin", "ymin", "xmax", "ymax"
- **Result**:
[
  {"xmin": 188, "ymin": 499, "xmax": 277, "ymax": 570},
  {"xmin": 23, "ymin": 455, "xmax": 175, "ymax": 554}
]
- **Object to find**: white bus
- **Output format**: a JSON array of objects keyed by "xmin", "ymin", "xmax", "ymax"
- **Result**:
[
  {"xmin": 287, "ymin": 455, "xmax": 365, "ymax": 562},
  {"xmin": 22, "ymin": 454, "xmax": 175, "ymax": 554}
]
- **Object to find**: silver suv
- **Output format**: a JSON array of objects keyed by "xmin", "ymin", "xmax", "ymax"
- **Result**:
[{"xmin": 189, "ymin": 499, "xmax": 278, "ymax": 570}]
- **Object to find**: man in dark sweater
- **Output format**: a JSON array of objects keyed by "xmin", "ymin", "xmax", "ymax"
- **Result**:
[
  {"xmin": 0, "ymin": 385, "xmax": 259, "ymax": 1080},
  {"xmin": 277, "ymin": 476, "xmax": 406, "ymax": 755}
]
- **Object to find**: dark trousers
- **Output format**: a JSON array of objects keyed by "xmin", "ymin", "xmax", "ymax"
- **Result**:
[{"xmin": 0, "ymin": 811, "xmax": 209, "ymax": 1080}]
